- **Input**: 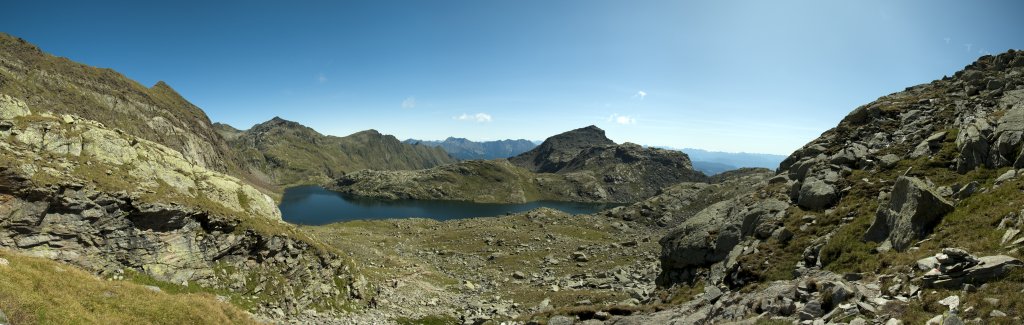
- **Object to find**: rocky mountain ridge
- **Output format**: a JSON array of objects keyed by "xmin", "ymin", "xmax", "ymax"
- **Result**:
[
  {"xmin": 405, "ymin": 137, "xmax": 537, "ymax": 160},
  {"xmin": 0, "ymin": 33, "xmax": 277, "ymax": 194},
  {"xmin": 215, "ymin": 117, "xmax": 456, "ymax": 188},
  {"xmin": 332, "ymin": 125, "xmax": 707, "ymax": 204}
]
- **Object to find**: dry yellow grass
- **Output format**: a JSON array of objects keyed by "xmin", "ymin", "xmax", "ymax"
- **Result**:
[{"xmin": 0, "ymin": 250, "xmax": 256, "ymax": 325}]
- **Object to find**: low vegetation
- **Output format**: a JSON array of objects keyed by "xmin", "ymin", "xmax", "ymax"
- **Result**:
[{"xmin": 0, "ymin": 250, "xmax": 256, "ymax": 325}]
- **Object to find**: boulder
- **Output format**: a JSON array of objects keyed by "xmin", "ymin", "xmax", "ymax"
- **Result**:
[
  {"xmin": 658, "ymin": 199, "xmax": 743, "ymax": 286},
  {"xmin": 830, "ymin": 142, "xmax": 869, "ymax": 166},
  {"xmin": 548, "ymin": 315, "xmax": 576, "ymax": 325},
  {"xmin": 911, "ymin": 132, "xmax": 948, "ymax": 158},
  {"xmin": 952, "ymin": 181, "xmax": 978, "ymax": 200},
  {"xmin": 956, "ymin": 119, "xmax": 993, "ymax": 173},
  {"xmin": 864, "ymin": 176, "xmax": 954, "ymax": 251},
  {"xmin": 993, "ymin": 91, "xmax": 1024, "ymax": 167},
  {"xmin": 995, "ymin": 169, "xmax": 1019, "ymax": 185},
  {"xmin": 799, "ymin": 300, "xmax": 824, "ymax": 320},
  {"xmin": 878, "ymin": 154, "xmax": 902, "ymax": 169},
  {"xmin": 797, "ymin": 177, "xmax": 839, "ymax": 210}
]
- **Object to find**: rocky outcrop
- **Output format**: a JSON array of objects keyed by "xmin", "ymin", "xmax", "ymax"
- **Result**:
[
  {"xmin": 509, "ymin": 125, "xmax": 615, "ymax": 172},
  {"xmin": 0, "ymin": 98, "xmax": 367, "ymax": 319},
  {"xmin": 601, "ymin": 168, "xmax": 773, "ymax": 227},
  {"xmin": 223, "ymin": 117, "xmax": 455, "ymax": 187},
  {"xmin": 0, "ymin": 33, "xmax": 251, "ymax": 180},
  {"xmin": 0, "ymin": 183, "xmax": 360, "ymax": 316},
  {"xmin": 0, "ymin": 94, "xmax": 29, "ymax": 119},
  {"xmin": 0, "ymin": 100, "xmax": 279, "ymax": 220},
  {"xmin": 657, "ymin": 196, "xmax": 788, "ymax": 287},
  {"xmin": 863, "ymin": 176, "xmax": 954, "ymax": 251}
]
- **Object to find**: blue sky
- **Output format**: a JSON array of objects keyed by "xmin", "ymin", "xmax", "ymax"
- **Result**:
[{"xmin": 3, "ymin": 1, "xmax": 1024, "ymax": 154}]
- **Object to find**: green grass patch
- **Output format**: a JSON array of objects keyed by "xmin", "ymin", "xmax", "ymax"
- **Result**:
[{"xmin": 0, "ymin": 250, "xmax": 255, "ymax": 324}]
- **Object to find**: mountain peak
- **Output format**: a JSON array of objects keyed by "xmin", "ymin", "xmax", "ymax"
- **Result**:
[
  {"xmin": 249, "ymin": 116, "xmax": 312, "ymax": 134},
  {"xmin": 355, "ymin": 129, "xmax": 382, "ymax": 136},
  {"xmin": 152, "ymin": 80, "xmax": 172, "ymax": 89},
  {"xmin": 541, "ymin": 125, "xmax": 615, "ymax": 149},
  {"xmin": 509, "ymin": 125, "xmax": 616, "ymax": 172}
]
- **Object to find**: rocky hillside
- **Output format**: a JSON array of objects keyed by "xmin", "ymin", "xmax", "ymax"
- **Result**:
[
  {"xmin": 591, "ymin": 50, "xmax": 1024, "ymax": 324},
  {"xmin": 0, "ymin": 33, "xmax": 276, "ymax": 193},
  {"xmin": 216, "ymin": 117, "xmax": 455, "ymax": 187},
  {"xmin": 332, "ymin": 126, "xmax": 707, "ymax": 204},
  {"xmin": 405, "ymin": 137, "xmax": 537, "ymax": 160},
  {"xmin": 0, "ymin": 95, "xmax": 370, "ymax": 322}
]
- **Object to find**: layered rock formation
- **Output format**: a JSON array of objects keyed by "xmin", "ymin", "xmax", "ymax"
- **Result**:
[
  {"xmin": 217, "ymin": 117, "xmax": 455, "ymax": 187},
  {"xmin": 0, "ymin": 95, "xmax": 366, "ymax": 320}
]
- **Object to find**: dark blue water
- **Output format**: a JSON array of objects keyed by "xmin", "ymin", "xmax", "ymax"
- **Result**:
[{"xmin": 279, "ymin": 185, "xmax": 624, "ymax": 225}]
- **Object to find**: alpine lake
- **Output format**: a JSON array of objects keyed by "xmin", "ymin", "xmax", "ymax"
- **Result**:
[{"xmin": 279, "ymin": 185, "xmax": 625, "ymax": 225}]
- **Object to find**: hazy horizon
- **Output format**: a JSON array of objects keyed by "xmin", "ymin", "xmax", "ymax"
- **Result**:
[{"xmin": 4, "ymin": 1, "xmax": 1024, "ymax": 155}]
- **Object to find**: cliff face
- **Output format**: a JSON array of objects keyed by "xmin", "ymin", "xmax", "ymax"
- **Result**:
[
  {"xmin": 223, "ymin": 117, "xmax": 456, "ymax": 187},
  {"xmin": 0, "ymin": 94, "xmax": 368, "ymax": 320}
]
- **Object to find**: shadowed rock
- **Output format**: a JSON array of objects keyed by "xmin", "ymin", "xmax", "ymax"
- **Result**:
[{"xmin": 864, "ymin": 176, "xmax": 954, "ymax": 251}]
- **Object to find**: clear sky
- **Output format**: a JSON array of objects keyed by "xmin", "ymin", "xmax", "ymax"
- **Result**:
[{"xmin": 3, "ymin": 1, "xmax": 1024, "ymax": 154}]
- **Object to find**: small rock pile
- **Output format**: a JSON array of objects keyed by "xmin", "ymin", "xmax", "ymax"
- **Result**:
[{"xmin": 918, "ymin": 248, "xmax": 1023, "ymax": 289}]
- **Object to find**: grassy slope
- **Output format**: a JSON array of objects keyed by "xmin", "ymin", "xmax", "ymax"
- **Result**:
[
  {"xmin": 224, "ymin": 119, "xmax": 456, "ymax": 188},
  {"xmin": 0, "ymin": 250, "xmax": 256, "ymax": 325}
]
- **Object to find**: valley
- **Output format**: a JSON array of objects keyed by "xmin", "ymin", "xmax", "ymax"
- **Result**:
[{"xmin": 1, "ymin": 11, "xmax": 1024, "ymax": 325}]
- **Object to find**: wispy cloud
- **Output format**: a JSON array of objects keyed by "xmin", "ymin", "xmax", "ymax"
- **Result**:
[
  {"xmin": 401, "ymin": 97, "xmax": 416, "ymax": 109},
  {"xmin": 633, "ymin": 90, "xmax": 648, "ymax": 100},
  {"xmin": 317, "ymin": 73, "xmax": 328, "ymax": 84},
  {"xmin": 455, "ymin": 113, "xmax": 493, "ymax": 122},
  {"xmin": 607, "ymin": 113, "xmax": 636, "ymax": 125}
]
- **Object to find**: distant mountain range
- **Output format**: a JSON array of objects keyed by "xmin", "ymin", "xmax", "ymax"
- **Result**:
[
  {"xmin": 409, "ymin": 137, "xmax": 785, "ymax": 175},
  {"xmin": 404, "ymin": 137, "xmax": 537, "ymax": 160},
  {"xmin": 677, "ymin": 148, "xmax": 786, "ymax": 174}
]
